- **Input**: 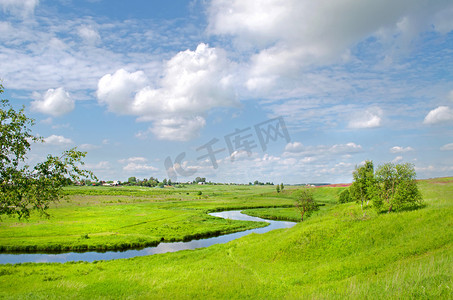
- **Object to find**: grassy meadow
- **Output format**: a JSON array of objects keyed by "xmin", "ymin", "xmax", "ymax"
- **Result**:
[
  {"xmin": 0, "ymin": 185, "xmax": 295, "ymax": 252},
  {"xmin": 0, "ymin": 178, "xmax": 452, "ymax": 299}
]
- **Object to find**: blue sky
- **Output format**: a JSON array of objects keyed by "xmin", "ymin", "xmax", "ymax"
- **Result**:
[{"xmin": 1, "ymin": 0, "xmax": 452, "ymax": 184}]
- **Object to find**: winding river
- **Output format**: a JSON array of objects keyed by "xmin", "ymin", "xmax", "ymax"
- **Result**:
[{"xmin": 0, "ymin": 210, "xmax": 296, "ymax": 264}]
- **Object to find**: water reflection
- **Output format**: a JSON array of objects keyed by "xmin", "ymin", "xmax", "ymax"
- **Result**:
[{"xmin": 0, "ymin": 210, "xmax": 296, "ymax": 264}]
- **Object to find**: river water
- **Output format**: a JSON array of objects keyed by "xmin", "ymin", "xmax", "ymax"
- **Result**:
[{"xmin": 0, "ymin": 210, "xmax": 296, "ymax": 264}]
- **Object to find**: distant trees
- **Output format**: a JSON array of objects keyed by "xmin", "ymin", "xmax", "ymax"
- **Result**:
[
  {"xmin": 253, "ymin": 180, "xmax": 273, "ymax": 185},
  {"xmin": 294, "ymin": 188, "xmax": 319, "ymax": 221},
  {"xmin": 276, "ymin": 185, "xmax": 280, "ymax": 193},
  {"xmin": 346, "ymin": 161, "xmax": 422, "ymax": 213}
]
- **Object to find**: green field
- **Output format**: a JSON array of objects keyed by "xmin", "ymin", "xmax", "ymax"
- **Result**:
[
  {"xmin": 0, "ymin": 179, "xmax": 452, "ymax": 299},
  {"xmin": 0, "ymin": 185, "xmax": 296, "ymax": 252}
]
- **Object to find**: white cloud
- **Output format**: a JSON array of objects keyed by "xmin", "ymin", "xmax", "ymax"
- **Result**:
[
  {"xmin": 392, "ymin": 156, "xmax": 404, "ymax": 163},
  {"xmin": 423, "ymin": 106, "xmax": 453, "ymax": 124},
  {"xmin": 31, "ymin": 87, "xmax": 75, "ymax": 117},
  {"xmin": 77, "ymin": 25, "xmax": 101, "ymax": 45},
  {"xmin": 97, "ymin": 69, "xmax": 148, "ymax": 114},
  {"xmin": 283, "ymin": 142, "xmax": 362, "ymax": 157},
  {"xmin": 390, "ymin": 146, "xmax": 414, "ymax": 153},
  {"xmin": 43, "ymin": 135, "xmax": 73, "ymax": 146},
  {"xmin": 118, "ymin": 157, "xmax": 148, "ymax": 164},
  {"xmin": 150, "ymin": 116, "xmax": 207, "ymax": 141},
  {"xmin": 0, "ymin": 0, "xmax": 39, "ymax": 18},
  {"xmin": 85, "ymin": 161, "xmax": 112, "ymax": 171},
  {"xmin": 97, "ymin": 43, "xmax": 238, "ymax": 141},
  {"xmin": 440, "ymin": 143, "xmax": 453, "ymax": 151},
  {"xmin": 123, "ymin": 163, "xmax": 158, "ymax": 173},
  {"xmin": 284, "ymin": 142, "xmax": 304, "ymax": 153},
  {"xmin": 208, "ymin": 0, "xmax": 453, "ymax": 89},
  {"xmin": 348, "ymin": 107, "xmax": 382, "ymax": 129},
  {"xmin": 119, "ymin": 157, "xmax": 158, "ymax": 174},
  {"xmin": 78, "ymin": 144, "xmax": 101, "ymax": 151}
]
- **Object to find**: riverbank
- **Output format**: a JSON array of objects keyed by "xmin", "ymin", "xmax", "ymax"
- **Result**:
[{"xmin": 0, "ymin": 211, "xmax": 296, "ymax": 264}]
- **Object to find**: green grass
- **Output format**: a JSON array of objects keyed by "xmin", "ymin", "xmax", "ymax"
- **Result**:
[{"xmin": 0, "ymin": 178, "xmax": 452, "ymax": 299}]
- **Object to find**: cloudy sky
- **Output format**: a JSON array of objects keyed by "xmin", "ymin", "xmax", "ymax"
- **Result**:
[{"xmin": 1, "ymin": 0, "xmax": 452, "ymax": 184}]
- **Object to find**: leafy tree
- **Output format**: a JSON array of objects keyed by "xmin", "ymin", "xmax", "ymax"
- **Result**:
[
  {"xmin": 374, "ymin": 162, "xmax": 422, "ymax": 213},
  {"xmin": 162, "ymin": 178, "xmax": 167, "ymax": 185},
  {"xmin": 280, "ymin": 183, "xmax": 284, "ymax": 191},
  {"xmin": 128, "ymin": 177, "xmax": 137, "ymax": 184},
  {"xmin": 276, "ymin": 185, "xmax": 280, "ymax": 193},
  {"xmin": 294, "ymin": 188, "xmax": 319, "ymax": 221},
  {"xmin": 349, "ymin": 161, "xmax": 375, "ymax": 209},
  {"xmin": 0, "ymin": 85, "xmax": 95, "ymax": 219}
]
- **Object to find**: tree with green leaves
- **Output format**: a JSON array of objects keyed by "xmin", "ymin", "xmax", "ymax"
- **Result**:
[
  {"xmin": 276, "ymin": 184, "xmax": 280, "ymax": 193},
  {"xmin": 349, "ymin": 160, "xmax": 375, "ymax": 209},
  {"xmin": 280, "ymin": 183, "xmax": 284, "ymax": 192},
  {"xmin": 1, "ymin": 84, "xmax": 95, "ymax": 219},
  {"xmin": 374, "ymin": 162, "xmax": 422, "ymax": 213},
  {"xmin": 294, "ymin": 187, "xmax": 319, "ymax": 221}
]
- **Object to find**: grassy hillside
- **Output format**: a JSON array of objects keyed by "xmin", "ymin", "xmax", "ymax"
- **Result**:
[{"xmin": 0, "ymin": 178, "xmax": 451, "ymax": 299}]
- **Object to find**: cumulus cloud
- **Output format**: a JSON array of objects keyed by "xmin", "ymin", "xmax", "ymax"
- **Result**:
[
  {"xmin": 208, "ymin": 0, "xmax": 453, "ymax": 89},
  {"xmin": 0, "ymin": 0, "xmax": 39, "ymax": 18},
  {"xmin": 43, "ymin": 135, "xmax": 73, "ymax": 146},
  {"xmin": 97, "ymin": 69, "xmax": 148, "ymax": 114},
  {"xmin": 440, "ymin": 143, "xmax": 453, "ymax": 151},
  {"xmin": 423, "ymin": 106, "xmax": 453, "ymax": 124},
  {"xmin": 390, "ymin": 146, "xmax": 414, "ymax": 153},
  {"xmin": 31, "ymin": 87, "xmax": 75, "ymax": 117},
  {"xmin": 348, "ymin": 107, "xmax": 382, "ymax": 129},
  {"xmin": 97, "ymin": 43, "xmax": 238, "ymax": 141}
]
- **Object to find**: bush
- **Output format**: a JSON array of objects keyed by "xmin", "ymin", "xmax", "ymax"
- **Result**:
[{"xmin": 338, "ymin": 188, "xmax": 352, "ymax": 203}]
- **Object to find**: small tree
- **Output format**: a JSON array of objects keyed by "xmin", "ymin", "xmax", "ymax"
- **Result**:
[
  {"xmin": 276, "ymin": 184, "xmax": 280, "ymax": 193},
  {"xmin": 349, "ymin": 161, "xmax": 375, "ymax": 209},
  {"xmin": 128, "ymin": 177, "xmax": 137, "ymax": 185},
  {"xmin": 374, "ymin": 162, "xmax": 422, "ymax": 213},
  {"xmin": 280, "ymin": 183, "xmax": 284, "ymax": 192},
  {"xmin": 1, "ymin": 85, "xmax": 95, "ymax": 219},
  {"xmin": 294, "ymin": 188, "xmax": 319, "ymax": 221}
]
